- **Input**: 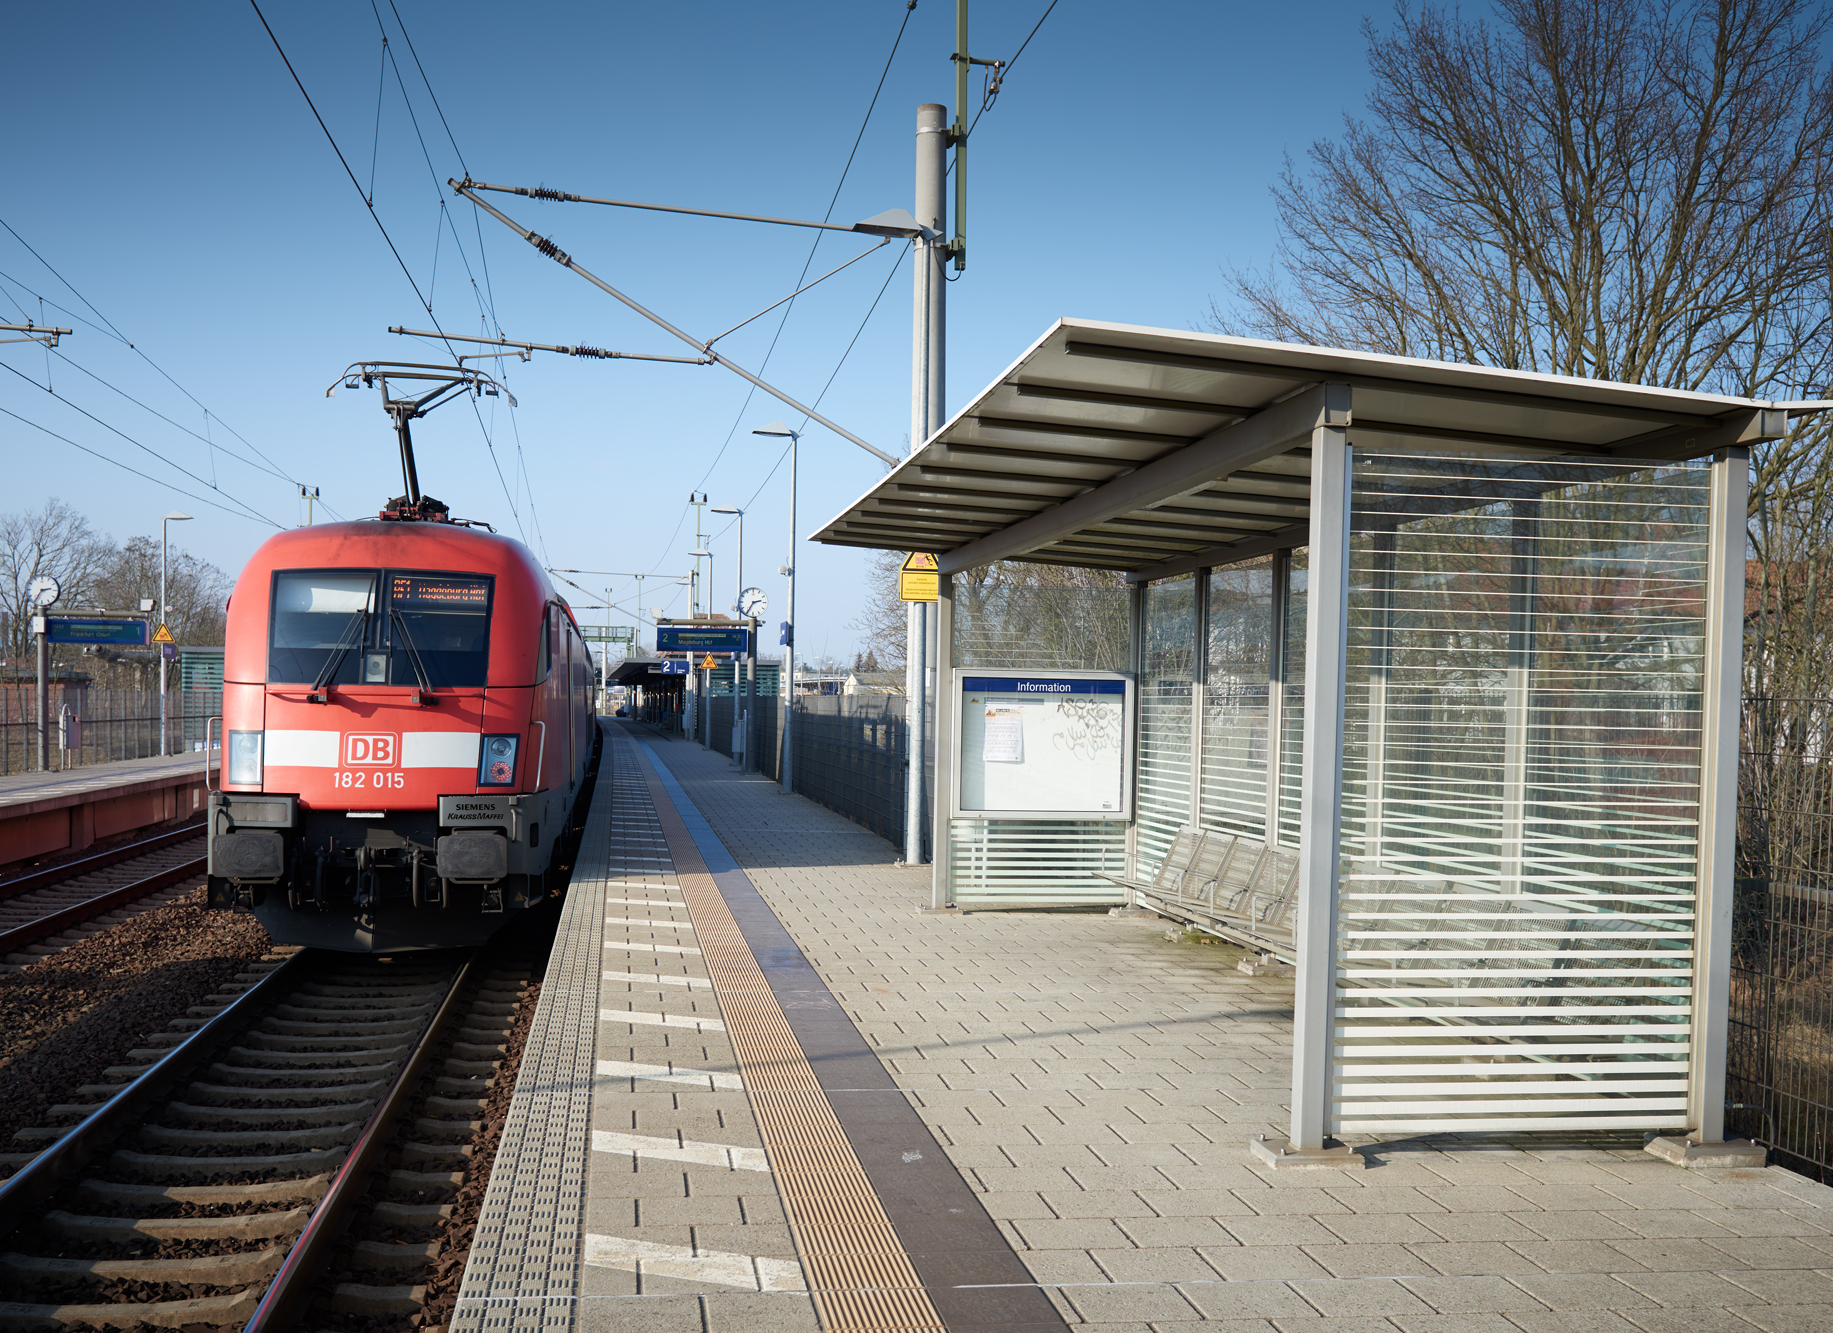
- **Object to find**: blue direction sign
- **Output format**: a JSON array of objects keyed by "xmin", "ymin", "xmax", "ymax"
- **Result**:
[
  {"xmin": 44, "ymin": 617, "xmax": 149, "ymax": 646},
  {"xmin": 655, "ymin": 625, "xmax": 749, "ymax": 653},
  {"xmin": 655, "ymin": 660, "xmax": 690, "ymax": 675}
]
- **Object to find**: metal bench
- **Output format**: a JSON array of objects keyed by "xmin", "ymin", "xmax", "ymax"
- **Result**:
[{"xmin": 1111, "ymin": 824, "xmax": 1303, "ymax": 966}]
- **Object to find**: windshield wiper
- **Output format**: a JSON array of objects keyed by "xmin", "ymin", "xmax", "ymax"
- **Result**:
[
  {"xmin": 308, "ymin": 606, "xmax": 370, "ymax": 703},
  {"xmin": 391, "ymin": 609, "xmax": 437, "ymax": 706}
]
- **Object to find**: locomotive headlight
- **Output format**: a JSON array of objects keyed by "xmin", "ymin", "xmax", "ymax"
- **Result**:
[
  {"xmin": 227, "ymin": 731, "xmax": 264, "ymax": 786},
  {"xmin": 478, "ymin": 733, "xmax": 518, "ymax": 786}
]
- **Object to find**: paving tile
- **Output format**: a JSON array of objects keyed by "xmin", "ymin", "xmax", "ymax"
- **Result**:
[
  {"xmin": 1117, "ymin": 1215, "xmax": 1238, "ymax": 1247},
  {"xmin": 1174, "ymin": 1279, "xmax": 1316, "ymax": 1319},
  {"xmin": 578, "ymin": 1295, "xmax": 707, "ymax": 1333},
  {"xmin": 1063, "ymin": 1283, "xmax": 1202, "ymax": 1323},
  {"xmin": 1604, "ymin": 1237, "xmax": 1754, "ymax": 1271},
  {"xmin": 1044, "ymin": 1189, "xmax": 1161, "ymax": 1219},
  {"xmin": 1719, "ymin": 1268, "xmax": 1833, "ymax": 1304},
  {"xmin": 1703, "ymin": 1237, "xmax": 1833, "ymax": 1270},
  {"xmin": 1197, "ymin": 1245, "xmax": 1337, "ymax": 1281},
  {"xmin": 1234, "ymin": 1187, "xmax": 1356, "ymax": 1216},
  {"xmin": 1302, "ymin": 1241, "xmax": 1430, "ymax": 1279},
  {"xmin": 1609, "ymin": 1269, "xmax": 1772, "ymax": 1307},
  {"xmin": 1136, "ymin": 1189, "xmax": 1259, "ymax": 1218},
  {"xmin": 1011, "ymin": 1217, "xmax": 1137, "ymax": 1250},
  {"xmin": 1397, "ymin": 1275, "xmax": 1549, "ymax": 1313},
  {"xmin": 1507, "ymin": 1210, "xmax": 1645, "ymax": 1242},
  {"xmin": 1622, "ymin": 1310, "xmax": 1770, "ymax": 1333},
  {"xmin": 1223, "ymin": 1215, "xmax": 1353, "ymax": 1248},
  {"xmin": 1089, "ymin": 1248, "xmax": 1227, "ymax": 1283},
  {"xmin": 1596, "ymin": 1209, "xmax": 1738, "ymax": 1239},
  {"xmin": 699, "ymin": 1292, "xmax": 823, "ymax": 1332},
  {"xmin": 1290, "ymin": 1276, "xmax": 1437, "ymax": 1317},
  {"xmin": 1504, "ymin": 1272, "xmax": 1660, "ymax": 1310},
  {"xmin": 1412, "ymin": 1212, "xmax": 1545, "ymax": 1244},
  {"xmin": 1734, "ymin": 1309, "xmax": 1833, "ymax": 1333},
  {"xmin": 1389, "ymin": 1316, "xmax": 1527, "ymax": 1333},
  {"xmin": 1407, "ymin": 1242, "xmax": 1548, "ymax": 1277},
  {"xmin": 1319, "ymin": 1213, "xmax": 1446, "ymax": 1246},
  {"xmin": 1499, "ymin": 1313, "xmax": 1649, "ymax": 1333},
  {"xmin": 1018, "ymin": 1248, "xmax": 1111, "ymax": 1284}
]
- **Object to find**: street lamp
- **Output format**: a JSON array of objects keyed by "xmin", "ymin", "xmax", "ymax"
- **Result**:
[
  {"xmin": 158, "ymin": 510, "xmax": 192, "ymax": 756},
  {"xmin": 752, "ymin": 422, "xmax": 800, "ymax": 795}
]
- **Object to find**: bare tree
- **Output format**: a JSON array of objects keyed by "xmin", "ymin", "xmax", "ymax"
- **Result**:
[
  {"xmin": 1222, "ymin": 0, "xmax": 1833, "ymax": 409},
  {"xmin": 850, "ymin": 550, "xmax": 912, "ymax": 670},
  {"xmin": 92, "ymin": 536, "xmax": 232, "ymax": 647},
  {"xmin": 0, "ymin": 499, "xmax": 115, "ymax": 662}
]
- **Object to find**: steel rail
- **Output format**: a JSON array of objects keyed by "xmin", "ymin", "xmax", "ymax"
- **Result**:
[
  {"xmin": 0, "ymin": 949, "xmax": 311, "ymax": 1230},
  {"xmin": 243, "ymin": 949, "xmax": 480, "ymax": 1333},
  {"xmin": 0, "ymin": 819, "xmax": 204, "ymax": 902},
  {"xmin": 0, "ymin": 853, "xmax": 208, "ymax": 955}
]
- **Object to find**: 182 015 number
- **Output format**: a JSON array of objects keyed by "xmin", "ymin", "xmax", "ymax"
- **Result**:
[{"xmin": 334, "ymin": 771, "xmax": 406, "ymax": 789}]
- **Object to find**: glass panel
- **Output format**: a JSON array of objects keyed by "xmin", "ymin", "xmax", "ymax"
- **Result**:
[
  {"xmin": 389, "ymin": 573, "xmax": 493, "ymax": 688},
  {"xmin": 268, "ymin": 570, "xmax": 378, "ymax": 684},
  {"xmin": 1201, "ymin": 559, "xmax": 1273, "ymax": 838},
  {"xmin": 1136, "ymin": 574, "xmax": 1196, "ymax": 871},
  {"xmin": 1278, "ymin": 549, "xmax": 1308, "ymax": 847},
  {"xmin": 1333, "ymin": 451, "xmax": 1710, "ymax": 1136}
]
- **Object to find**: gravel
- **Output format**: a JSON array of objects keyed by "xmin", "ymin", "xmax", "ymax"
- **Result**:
[{"xmin": 0, "ymin": 885, "xmax": 274, "ymax": 1153}]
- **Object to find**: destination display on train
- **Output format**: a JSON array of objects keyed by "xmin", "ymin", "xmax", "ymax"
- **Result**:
[{"xmin": 391, "ymin": 575, "xmax": 490, "ymax": 608}]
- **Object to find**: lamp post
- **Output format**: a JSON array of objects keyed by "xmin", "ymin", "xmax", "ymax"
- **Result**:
[
  {"xmin": 712, "ymin": 504, "xmax": 752, "ymax": 771},
  {"xmin": 158, "ymin": 510, "xmax": 192, "ymax": 756},
  {"xmin": 752, "ymin": 423, "xmax": 799, "ymax": 794}
]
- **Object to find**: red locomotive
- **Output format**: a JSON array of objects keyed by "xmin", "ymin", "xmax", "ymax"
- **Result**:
[{"xmin": 205, "ymin": 501, "xmax": 596, "ymax": 951}]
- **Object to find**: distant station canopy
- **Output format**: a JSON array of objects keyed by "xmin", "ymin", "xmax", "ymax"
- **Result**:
[{"xmin": 814, "ymin": 318, "xmax": 1796, "ymax": 1161}]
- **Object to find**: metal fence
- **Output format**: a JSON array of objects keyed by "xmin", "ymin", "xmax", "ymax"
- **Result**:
[
  {"xmin": 687, "ymin": 691, "xmax": 914, "ymax": 853},
  {"xmin": 0, "ymin": 688, "xmax": 221, "ymax": 775},
  {"xmin": 789, "ymin": 696, "xmax": 910, "ymax": 850},
  {"xmin": 1729, "ymin": 695, "xmax": 1833, "ymax": 1178}
]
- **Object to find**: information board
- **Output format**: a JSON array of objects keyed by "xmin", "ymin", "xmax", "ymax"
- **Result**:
[
  {"xmin": 952, "ymin": 671, "xmax": 1132, "ymax": 820},
  {"xmin": 656, "ymin": 625, "xmax": 749, "ymax": 653},
  {"xmin": 42, "ymin": 617, "xmax": 150, "ymax": 646}
]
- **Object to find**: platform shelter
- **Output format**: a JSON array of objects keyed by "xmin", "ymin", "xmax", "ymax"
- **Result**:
[{"xmin": 814, "ymin": 319, "xmax": 1786, "ymax": 1158}]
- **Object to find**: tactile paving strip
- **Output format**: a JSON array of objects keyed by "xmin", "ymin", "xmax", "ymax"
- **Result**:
[
  {"xmin": 452, "ymin": 760, "xmax": 611, "ymax": 1333},
  {"xmin": 631, "ymin": 742, "xmax": 949, "ymax": 1333}
]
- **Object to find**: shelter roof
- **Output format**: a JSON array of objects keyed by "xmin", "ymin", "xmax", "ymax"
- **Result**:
[{"xmin": 811, "ymin": 319, "xmax": 1789, "ymax": 580}]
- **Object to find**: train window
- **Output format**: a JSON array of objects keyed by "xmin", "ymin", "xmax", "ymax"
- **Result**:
[
  {"xmin": 387, "ymin": 573, "xmax": 494, "ymax": 688},
  {"xmin": 536, "ymin": 606, "xmax": 552, "ymax": 681},
  {"xmin": 268, "ymin": 571, "xmax": 378, "ymax": 684}
]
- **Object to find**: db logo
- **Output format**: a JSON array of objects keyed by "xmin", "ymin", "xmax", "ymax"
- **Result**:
[{"xmin": 344, "ymin": 733, "xmax": 399, "ymax": 766}]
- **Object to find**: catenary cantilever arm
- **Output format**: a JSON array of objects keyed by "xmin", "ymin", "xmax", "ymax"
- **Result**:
[{"xmin": 452, "ymin": 179, "xmax": 899, "ymax": 468}]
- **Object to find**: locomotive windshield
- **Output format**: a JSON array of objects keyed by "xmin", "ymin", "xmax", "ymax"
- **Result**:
[{"xmin": 268, "ymin": 568, "xmax": 493, "ymax": 688}]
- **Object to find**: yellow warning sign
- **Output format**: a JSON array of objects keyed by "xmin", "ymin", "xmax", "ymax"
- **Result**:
[
  {"xmin": 699, "ymin": 653, "xmax": 719, "ymax": 670},
  {"xmin": 898, "ymin": 552, "xmax": 939, "ymax": 602},
  {"xmin": 151, "ymin": 623, "xmax": 175, "ymax": 645}
]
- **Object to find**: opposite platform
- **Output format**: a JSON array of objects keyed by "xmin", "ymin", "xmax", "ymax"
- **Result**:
[{"xmin": 462, "ymin": 721, "xmax": 1833, "ymax": 1332}]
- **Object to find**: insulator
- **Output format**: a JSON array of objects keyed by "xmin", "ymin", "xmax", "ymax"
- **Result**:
[
  {"xmin": 572, "ymin": 345, "xmax": 612, "ymax": 359},
  {"xmin": 529, "ymin": 234, "xmax": 570, "ymax": 265},
  {"xmin": 529, "ymin": 186, "xmax": 566, "ymax": 201}
]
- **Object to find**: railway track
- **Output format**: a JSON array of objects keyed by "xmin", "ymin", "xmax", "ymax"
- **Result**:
[
  {"xmin": 0, "ymin": 939, "xmax": 539, "ymax": 1330},
  {"xmin": 0, "ymin": 825, "xmax": 208, "ymax": 971}
]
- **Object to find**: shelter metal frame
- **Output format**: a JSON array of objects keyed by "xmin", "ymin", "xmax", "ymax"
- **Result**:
[{"xmin": 815, "ymin": 319, "xmax": 1798, "ymax": 1157}]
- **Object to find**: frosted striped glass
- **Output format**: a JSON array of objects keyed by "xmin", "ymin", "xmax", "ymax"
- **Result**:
[
  {"xmin": 1201, "ymin": 560, "xmax": 1273, "ymax": 838},
  {"xmin": 1137, "ymin": 575, "xmax": 1196, "ymax": 872},
  {"xmin": 1331, "ymin": 452, "xmax": 1709, "ymax": 1135}
]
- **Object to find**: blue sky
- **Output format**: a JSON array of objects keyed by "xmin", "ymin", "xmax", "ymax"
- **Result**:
[{"xmin": 3, "ymin": 0, "xmax": 1381, "ymax": 659}]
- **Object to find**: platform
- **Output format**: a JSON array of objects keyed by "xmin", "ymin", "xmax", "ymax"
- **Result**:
[
  {"xmin": 0, "ymin": 751, "xmax": 207, "ymax": 866},
  {"xmin": 456, "ymin": 720, "xmax": 1833, "ymax": 1332}
]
